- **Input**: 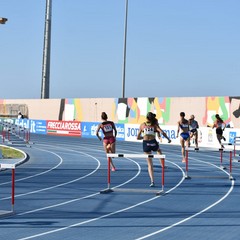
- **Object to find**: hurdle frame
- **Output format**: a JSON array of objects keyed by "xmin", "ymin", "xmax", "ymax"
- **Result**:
[
  {"xmin": 184, "ymin": 149, "xmax": 191, "ymax": 179},
  {"xmin": 227, "ymin": 137, "xmax": 240, "ymax": 160},
  {"xmin": 186, "ymin": 146, "xmax": 234, "ymax": 181},
  {"xmin": 0, "ymin": 162, "xmax": 16, "ymax": 217},
  {"xmin": 100, "ymin": 153, "xmax": 166, "ymax": 196}
]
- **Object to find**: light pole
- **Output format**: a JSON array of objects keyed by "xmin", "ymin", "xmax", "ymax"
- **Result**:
[
  {"xmin": 122, "ymin": 0, "xmax": 128, "ymax": 98},
  {"xmin": 0, "ymin": 17, "xmax": 8, "ymax": 24},
  {"xmin": 41, "ymin": 0, "xmax": 52, "ymax": 99}
]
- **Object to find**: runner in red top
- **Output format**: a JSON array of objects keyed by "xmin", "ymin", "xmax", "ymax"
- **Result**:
[{"xmin": 96, "ymin": 112, "xmax": 117, "ymax": 171}]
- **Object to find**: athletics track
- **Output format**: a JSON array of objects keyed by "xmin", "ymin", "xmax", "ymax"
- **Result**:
[{"xmin": 0, "ymin": 134, "xmax": 240, "ymax": 240}]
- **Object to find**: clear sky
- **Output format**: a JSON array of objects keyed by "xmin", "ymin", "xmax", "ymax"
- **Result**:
[{"xmin": 1, "ymin": 0, "xmax": 240, "ymax": 99}]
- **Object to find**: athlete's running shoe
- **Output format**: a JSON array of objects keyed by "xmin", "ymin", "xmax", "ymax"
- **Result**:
[{"xmin": 150, "ymin": 182, "xmax": 155, "ymax": 187}]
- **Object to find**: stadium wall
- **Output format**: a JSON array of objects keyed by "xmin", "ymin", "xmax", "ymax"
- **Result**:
[
  {"xmin": 1, "ymin": 96, "xmax": 240, "ymax": 127},
  {"xmin": 1, "ymin": 96, "xmax": 240, "ymax": 149}
]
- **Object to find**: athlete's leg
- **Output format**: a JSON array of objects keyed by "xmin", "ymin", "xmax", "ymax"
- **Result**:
[
  {"xmin": 216, "ymin": 134, "xmax": 224, "ymax": 148},
  {"xmin": 180, "ymin": 137, "xmax": 186, "ymax": 162},
  {"xmin": 145, "ymin": 151, "xmax": 154, "ymax": 186},
  {"xmin": 194, "ymin": 132, "xmax": 198, "ymax": 148},
  {"xmin": 103, "ymin": 142, "xmax": 116, "ymax": 170},
  {"xmin": 157, "ymin": 148, "xmax": 164, "ymax": 168}
]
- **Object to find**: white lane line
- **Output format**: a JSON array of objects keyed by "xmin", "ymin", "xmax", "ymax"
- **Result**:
[
  {"xmin": 0, "ymin": 148, "xmax": 63, "ymax": 187},
  {"xmin": 18, "ymin": 156, "xmax": 141, "ymax": 216},
  {"xmin": 17, "ymin": 160, "xmax": 186, "ymax": 240},
  {"xmin": 18, "ymin": 149, "xmax": 184, "ymax": 216},
  {"xmin": 135, "ymin": 156, "xmax": 235, "ymax": 240},
  {"xmin": 16, "ymin": 152, "xmax": 99, "ymax": 199}
]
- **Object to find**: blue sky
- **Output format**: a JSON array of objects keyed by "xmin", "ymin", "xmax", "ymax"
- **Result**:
[{"xmin": 1, "ymin": 0, "xmax": 240, "ymax": 99}]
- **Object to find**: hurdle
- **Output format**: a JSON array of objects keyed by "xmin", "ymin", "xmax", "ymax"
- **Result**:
[
  {"xmin": 0, "ymin": 162, "xmax": 16, "ymax": 217},
  {"xmin": 0, "ymin": 122, "xmax": 31, "ymax": 145},
  {"xmin": 100, "ymin": 153, "xmax": 166, "ymax": 196},
  {"xmin": 228, "ymin": 137, "xmax": 240, "ymax": 160},
  {"xmin": 185, "ymin": 146, "xmax": 234, "ymax": 180},
  {"xmin": 185, "ymin": 145, "xmax": 201, "ymax": 179},
  {"xmin": 184, "ymin": 148, "xmax": 191, "ymax": 179}
]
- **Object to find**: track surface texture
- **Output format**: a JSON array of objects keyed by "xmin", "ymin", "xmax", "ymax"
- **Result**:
[{"xmin": 0, "ymin": 134, "xmax": 239, "ymax": 240}]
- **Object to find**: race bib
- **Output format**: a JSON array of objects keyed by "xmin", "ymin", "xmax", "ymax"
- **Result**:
[{"xmin": 103, "ymin": 124, "xmax": 113, "ymax": 132}]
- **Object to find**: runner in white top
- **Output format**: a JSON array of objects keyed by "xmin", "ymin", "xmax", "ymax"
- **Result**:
[{"xmin": 188, "ymin": 115, "xmax": 199, "ymax": 150}]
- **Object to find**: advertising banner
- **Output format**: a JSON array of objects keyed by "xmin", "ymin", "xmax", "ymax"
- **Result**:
[
  {"xmin": 47, "ymin": 120, "xmax": 81, "ymax": 136},
  {"xmin": 14, "ymin": 119, "xmax": 47, "ymax": 134},
  {"xmin": 124, "ymin": 124, "xmax": 178, "ymax": 143}
]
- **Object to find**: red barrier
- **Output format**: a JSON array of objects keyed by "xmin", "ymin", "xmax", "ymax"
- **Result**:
[
  {"xmin": 12, "ymin": 169, "xmax": 15, "ymax": 211},
  {"xmin": 107, "ymin": 157, "xmax": 111, "ymax": 189},
  {"xmin": 161, "ymin": 158, "xmax": 165, "ymax": 191},
  {"xmin": 185, "ymin": 150, "xmax": 190, "ymax": 179}
]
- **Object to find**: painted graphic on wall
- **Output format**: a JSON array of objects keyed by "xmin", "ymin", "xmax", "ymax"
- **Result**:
[
  {"xmin": 203, "ymin": 96, "xmax": 230, "ymax": 127},
  {"xmin": 115, "ymin": 97, "xmax": 171, "ymax": 124},
  {"xmin": 58, "ymin": 98, "xmax": 83, "ymax": 121}
]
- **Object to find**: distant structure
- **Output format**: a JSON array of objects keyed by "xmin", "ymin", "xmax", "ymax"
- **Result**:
[
  {"xmin": 122, "ymin": 0, "xmax": 128, "ymax": 98},
  {"xmin": 41, "ymin": 0, "xmax": 52, "ymax": 99},
  {"xmin": 0, "ymin": 17, "xmax": 8, "ymax": 24}
]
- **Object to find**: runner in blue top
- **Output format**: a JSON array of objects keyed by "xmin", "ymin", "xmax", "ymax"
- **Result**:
[{"xmin": 177, "ymin": 112, "xmax": 190, "ymax": 162}]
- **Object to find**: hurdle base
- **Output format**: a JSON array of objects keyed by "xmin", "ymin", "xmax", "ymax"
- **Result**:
[
  {"xmin": 185, "ymin": 175, "xmax": 191, "ymax": 179},
  {"xmin": 0, "ymin": 210, "xmax": 15, "ymax": 218},
  {"xmin": 100, "ymin": 188, "xmax": 114, "ymax": 194},
  {"xmin": 220, "ymin": 166, "xmax": 227, "ymax": 170},
  {"xmin": 156, "ymin": 190, "xmax": 165, "ymax": 196},
  {"xmin": 229, "ymin": 176, "xmax": 235, "ymax": 181}
]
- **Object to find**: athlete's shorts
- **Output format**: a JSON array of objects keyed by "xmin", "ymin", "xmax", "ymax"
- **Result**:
[
  {"xmin": 180, "ymin": 132, "xmax": 190, "ymax": 140},
  {"xmin": 143, "ymin": 139, "xmax": 159, "ymax": 152},
  {"xmin": 216, "ymin": 127, "xmax": 223, "ymax": 135},
  {"xmin": 190, "ymin": 129, "xmax": 197, "ymax": 133},
  {"xmin": 103, "ymin": 137, "xmax": 116, "ymax": 145}
]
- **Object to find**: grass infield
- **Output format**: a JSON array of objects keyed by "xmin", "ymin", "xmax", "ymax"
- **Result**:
[{"xmin": 0, "ymin": 146, "xmax": 24, "ymax": 159}]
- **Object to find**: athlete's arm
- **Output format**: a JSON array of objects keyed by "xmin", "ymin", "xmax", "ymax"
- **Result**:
[
  {"xmin": 96, "ymin": 124, "xmax": 102, "ymax": 141},
  {"xmin": 112, "ymin": 122, "xmax": 117, "ymax": 137},
  {"xmin": 156, "ymin": 126, "xmax": 171, "ymax": 143},
  {"xmin": 176, "ymin": 121, "xmax": 181, "ymax": 137},
  {"xmin": 137, "ymin": 124, "xmax": 144, "ymax": 140}
]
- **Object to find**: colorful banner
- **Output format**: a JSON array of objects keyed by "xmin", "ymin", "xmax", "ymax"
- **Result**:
[{"xmin": 47, "ymin": 120, "xmax": 81, "ymax": 136}]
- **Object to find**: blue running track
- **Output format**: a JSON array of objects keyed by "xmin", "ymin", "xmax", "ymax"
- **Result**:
[{"xmin": 0, "ymin": 134, "xmax": 239, "ymax": 240}]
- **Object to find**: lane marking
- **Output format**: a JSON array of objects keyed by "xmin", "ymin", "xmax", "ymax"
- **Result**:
[
  {"xmin": 0, "ymin": 148, "xmax": 63, "ymax": 186},
  {"xmin": 17, "ymin": 160, "xmax": 185, "ymax": 240},
  {"xmin": 135, "ymin": 156, "xmax": 235, "ymax": 239}
]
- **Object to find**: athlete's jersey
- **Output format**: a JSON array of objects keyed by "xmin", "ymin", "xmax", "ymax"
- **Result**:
[
  {"xmin": 215, "ymin": 120, "xmax": 225, "ymax": 129},
  {"xmin": 189, "ymin": 120, "xmax": 198, "ymax": 130},
  {"xmin": 143, "ymin": 123, "xmax": 155, "ymax": 136},
  {"xmin": 101, "ymin": 121, "xmax": 115, "ymax": 136},
  {"xmin": 180, "ymin": 123, "xmax": 189, "ymax": 129}
]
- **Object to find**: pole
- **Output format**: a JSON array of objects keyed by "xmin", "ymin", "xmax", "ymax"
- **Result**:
[
  {"xmin": 122, "ymin": 0, "xmax": 128, "ymax": 98},
  {"xmin": 41, "ymin": 0, "xmax": 52, "ymax": 99},
  {"xmin": 161, "ymin": 158, "xmax": 165, "ymax": 192},
  {"xmin": 12, "ymin": 169, "xmax": 15, "ymax": 211},
  {"xmin": 229, "ymin": 151, "xmax": 233, "ymax": 180},
  {"xmin": 107, "ymin": 157, "xmax": 111, "ymax": 189}
]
